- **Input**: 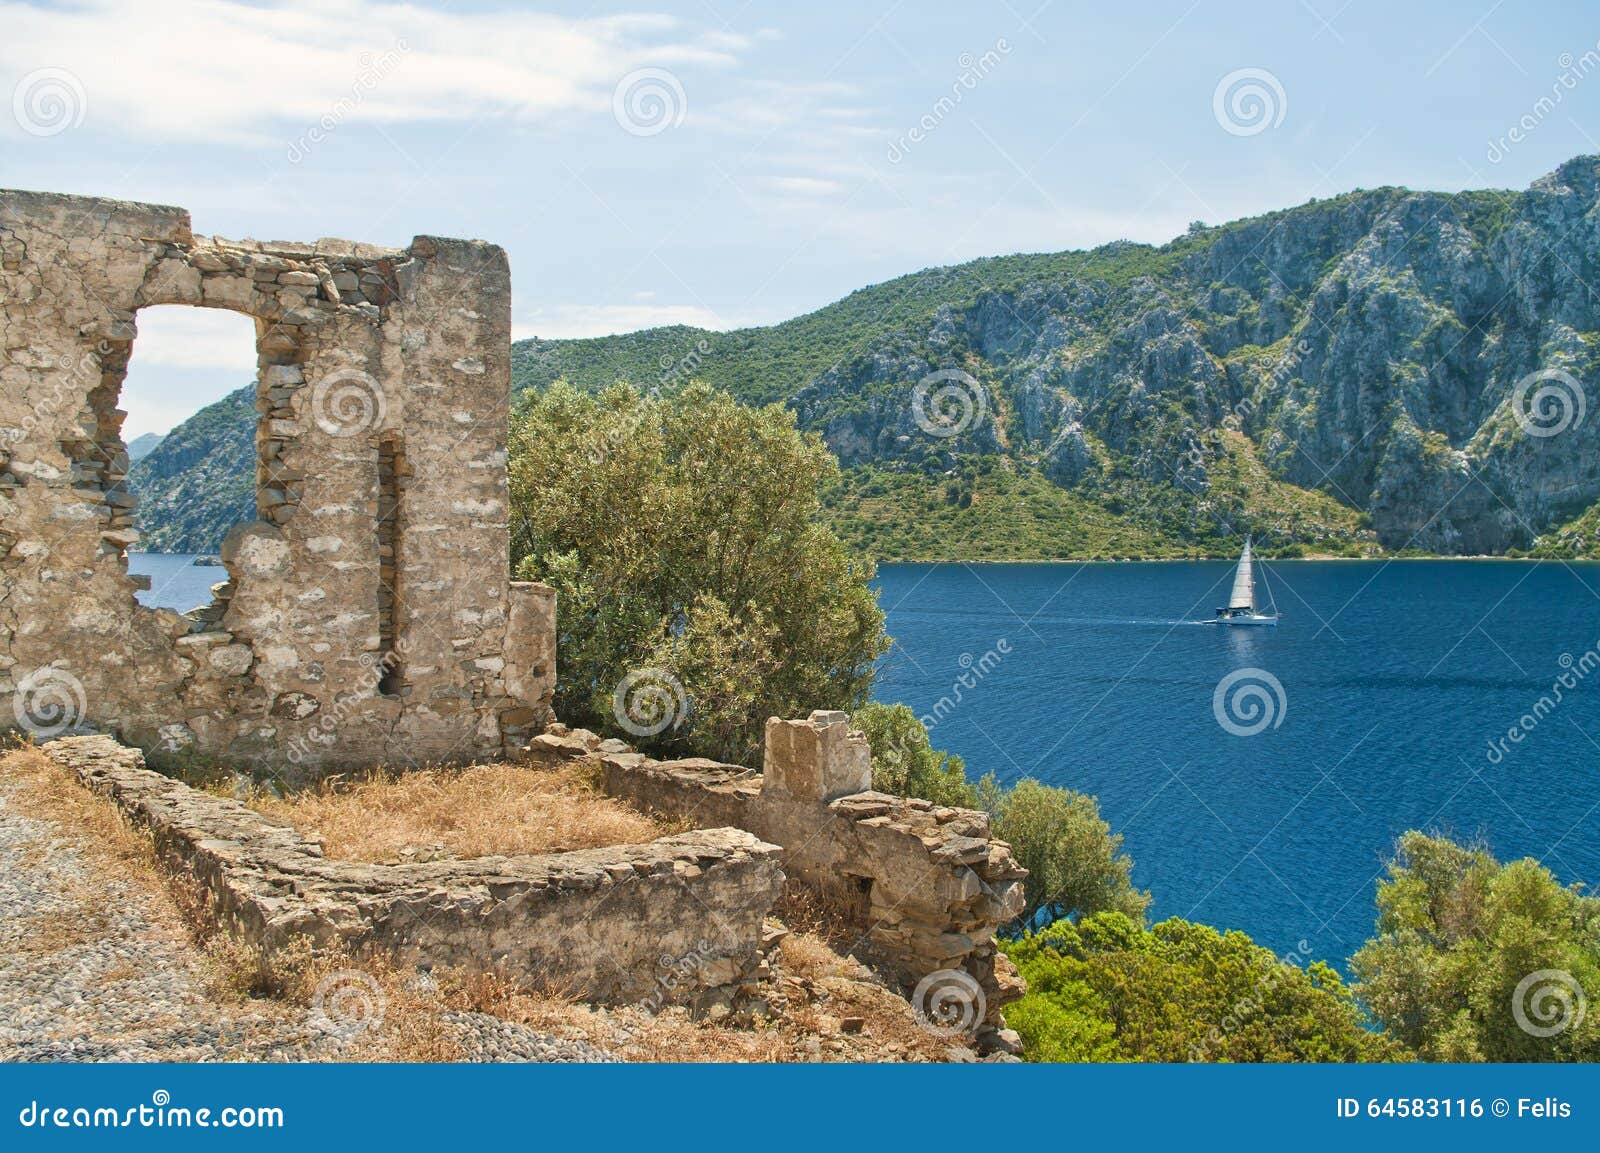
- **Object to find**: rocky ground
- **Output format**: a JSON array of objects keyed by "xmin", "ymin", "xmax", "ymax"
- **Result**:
[
  {"xmin": 0, "ymin": 748, "xmax": 612, "ymax": 1063},
  {"xmin": 0, "ymin": 744, "xmax": 984, "ymax": 1063}
]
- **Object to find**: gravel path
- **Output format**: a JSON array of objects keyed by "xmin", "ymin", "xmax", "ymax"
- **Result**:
[{"xmin": 0, "ymin": 770, "xmax": 613, "ymax": 1064}]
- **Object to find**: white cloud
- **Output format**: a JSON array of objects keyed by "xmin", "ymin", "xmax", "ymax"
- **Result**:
[
  {"xmin": 768, "ymin": 176, "xmax": 845, "ymax": 196},
  {"xmin": 128, "ymin": 305, "xmax": 259, "ymax": 369},
  {"xmin": 516, "ymin": 303, "xmax": 762, "ymax": 340},
  {"xmin": 0, "ymin": 0, "xmax": 746, "ymax": 143}
]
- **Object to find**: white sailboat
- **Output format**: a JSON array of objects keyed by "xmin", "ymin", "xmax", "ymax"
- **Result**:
[{"xmin": 1215, "ymin": 536, "xmax": 1278, "ymax": 626}]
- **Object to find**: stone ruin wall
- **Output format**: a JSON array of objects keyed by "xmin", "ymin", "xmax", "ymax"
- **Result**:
[
  {"xmin": 3, "ymin": 190, "xmax": 1026, "ymax": 1041},
  {"xmin": 531, "ymin": 710, "xmax": 1029, "ymax": 1045},
  {"xmin": 0, "ymin": 190, "xmax": 553, "ymax": 774},
  {"xmin": 43, "ymin": 734, "xmax": 782, "ymax": 1005}
]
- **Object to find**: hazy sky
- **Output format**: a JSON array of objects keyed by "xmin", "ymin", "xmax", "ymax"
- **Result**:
[{"xmin": 5, "ymin": 0, "xmax": 1600, "ymax": 436}]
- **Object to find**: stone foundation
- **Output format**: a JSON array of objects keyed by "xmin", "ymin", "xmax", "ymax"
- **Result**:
[
  {"xmin": 531, "ymin": 711, "xmax": 1028, "ymax": 1035},
  {"xmin": 43, "ymin": 735, "xmax": 784, "ymax": 1004},
  {"xmin": 0, "ymin": 190, "xmax": 554, "ymax": 775}
]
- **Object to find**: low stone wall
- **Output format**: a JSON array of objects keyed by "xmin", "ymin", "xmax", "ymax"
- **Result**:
[
  {"xmin": 43, "ymin": 735, "xmax": 784, "ymax": 1005},
  {"xmin": 532, "ymin": 711, "xmax": 1028, "ymax": 1041}
]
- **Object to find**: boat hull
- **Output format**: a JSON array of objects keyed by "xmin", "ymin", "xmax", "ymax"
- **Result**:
[{"xmin": 1218, "ymin": 614, "xmax": 1278, "ymax": 627}]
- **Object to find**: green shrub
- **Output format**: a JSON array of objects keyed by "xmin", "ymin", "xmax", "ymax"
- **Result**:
[
  {"xmin": 991, "ymin": 780, "xmax": 1149, "ymax": 926},
  {"xmin": 850, "ymin": 702, "xmax": 986, "ymax": 808},
  {"xmin": 1352, "ymin": 831, "xmax": 1600, "ymax": 1061},
  {"xmin": 1003, "ymin": 913, "xmax": 1406, "ymax": 1062},
  {"xmin": 509, "ymin": 381, "xmax": 888, "ymax": 764}
]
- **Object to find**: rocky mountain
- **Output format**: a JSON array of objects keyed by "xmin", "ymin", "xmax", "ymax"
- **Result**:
[
  {"xmin": 125, "ymin": 431, "xmax": 164, "ymax": 463},
  {"xmin": 136, "ymin": 158, "xmax": 1600, "ymax": 559},
  {"xmin": 126, "ymin": 384, "xmax": 254, "ymax": 553}
]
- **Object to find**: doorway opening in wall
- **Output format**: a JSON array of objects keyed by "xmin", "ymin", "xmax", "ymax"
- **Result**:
[{"xmin": 119, "ymin": 305, "xmax": 260, "ymax": 619}]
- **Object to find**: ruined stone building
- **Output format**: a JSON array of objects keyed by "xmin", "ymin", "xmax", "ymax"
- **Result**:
[
  {"xmin": 3, "ymin": 191, "xmax": 1025, "ymax": 1042},
  {"xmin": 1, "ymin": 190, "xmax": 553, "ymax": 773}
]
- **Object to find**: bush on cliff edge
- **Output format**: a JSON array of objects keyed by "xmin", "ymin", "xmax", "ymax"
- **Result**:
[
  {"xmin": 1001, "ymin": 913, "xmax": 1406, "ymax": 1062},
  {"xmin": 509, "ymin": 381, "xmax": 888, "ymax": 765},
  {"xmin": 851, "ymin": 702, "xmax": 1149, "ymax": 926}
]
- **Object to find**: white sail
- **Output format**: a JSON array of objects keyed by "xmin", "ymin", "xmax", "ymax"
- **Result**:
[{"xmin": 1228, "ymin": 539, "xmax": 1255, "ymax": 610}]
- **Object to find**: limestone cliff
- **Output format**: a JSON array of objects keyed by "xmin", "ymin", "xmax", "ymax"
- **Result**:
[
  {"xmin": 156, "ymin": 157, "xmax": 1600, "ymax": 557},
  {"xmin": 126, "ymin": 384, "xmax": 254, "ymax": 553}
]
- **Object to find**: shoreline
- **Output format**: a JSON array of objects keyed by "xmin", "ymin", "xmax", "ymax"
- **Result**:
[
  {"xmin": 871, "ymin": 554, "xmax": 1598, "ymax": 565},
  {"xmin": 131, "ymin": 550, "xmax": 1600, "ymax": 566}
]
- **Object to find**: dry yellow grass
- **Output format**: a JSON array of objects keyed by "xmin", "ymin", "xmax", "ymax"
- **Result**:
[
  {"xmin": 0, "ymin": 742, "xmax": 289, "ymax": 1012},
  {"xmin": 425, "ymin": 921, "xmax": 957, "ymax": 1063},
  {"xmin": 247, "ymin": 759, "xmax": 671, "ymax": 862},
  {"xmin": 2, "ymin": 742, "xmax": 957, "ymax": 1063}
]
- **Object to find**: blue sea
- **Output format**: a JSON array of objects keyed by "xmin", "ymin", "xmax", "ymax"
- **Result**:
[
  {"xmin": 129, "ymin": 552, "xmax": 227, "ymax": 612},
  {"xmin": 872, "ymin": 560, "xmax": 1600, "ymax": 968},
  {"xmin": 131, "ymin": 552, "xmax": 1600, "ymax": 968}
]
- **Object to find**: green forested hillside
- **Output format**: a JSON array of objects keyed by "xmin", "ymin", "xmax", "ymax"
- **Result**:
[
  {"xmin": 136, "ymin": 157, "xmax": 1600, "ymax": 560},
  {"xmin": 511, "ymin": 158, "xmax": 1600, "ymax": 559}
]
